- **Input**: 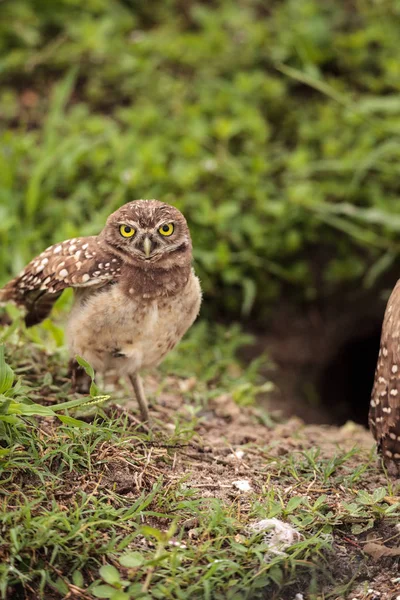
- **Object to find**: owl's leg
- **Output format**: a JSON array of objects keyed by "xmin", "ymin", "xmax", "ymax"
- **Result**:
[{"xmin": 128, "ymin": 373, "xmax": 149, "ymax": 422}]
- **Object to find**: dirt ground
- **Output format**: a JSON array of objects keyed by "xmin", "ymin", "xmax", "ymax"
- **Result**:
[
  {"xmin": 5, "ymin": 342, "xmax": 400, "ymax": 600},
  {"xmin": 99, "ymin": 377, "xmax": 400, "ymax": 600}
]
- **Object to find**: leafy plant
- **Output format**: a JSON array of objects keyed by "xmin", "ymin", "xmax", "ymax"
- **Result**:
[
  {"xmin": 1, "ymin": 0, "xmax": 400, "ymax": 318},
  {"xmin": 0, "ymin": 344, "xmax": 107, "ymax": 431},
  {"xmin": 92, "ymin": 565, "xmax": 134, "ymax": 600}
]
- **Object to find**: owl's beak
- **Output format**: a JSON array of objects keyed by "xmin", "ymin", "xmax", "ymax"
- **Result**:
[{"xmin": 143, "ymin": 237, "xmax": 152, "ymax": 258}]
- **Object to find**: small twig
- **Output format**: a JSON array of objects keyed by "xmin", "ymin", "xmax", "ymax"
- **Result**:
[{"xmin": 341, "ymin": 535, "xmax": 362, "ymax": 549}]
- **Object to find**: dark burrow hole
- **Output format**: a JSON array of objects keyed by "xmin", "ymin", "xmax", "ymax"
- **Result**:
[{"xmin": 317, "ymin": 328, "xmax": 382, "ymax": 426}]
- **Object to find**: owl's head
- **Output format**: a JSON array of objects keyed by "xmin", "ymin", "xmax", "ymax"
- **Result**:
[{"xmin": 102, "ymin": 200, "xmax": 192, "ymax": 267}]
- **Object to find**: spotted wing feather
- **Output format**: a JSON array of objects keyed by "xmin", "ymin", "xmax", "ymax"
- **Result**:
[
  {"xmin": 0, "ymin": 236, "xmax": 122, "ymax": 326},
  {"xmin": 369, "ymin": 279, "xmax": 400, "ymax": 473}
]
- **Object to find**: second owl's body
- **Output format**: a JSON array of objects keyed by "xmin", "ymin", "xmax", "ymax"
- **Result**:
[{"xmin": 0, "ymin": 200, "xmax": 202, "ymax": 419}]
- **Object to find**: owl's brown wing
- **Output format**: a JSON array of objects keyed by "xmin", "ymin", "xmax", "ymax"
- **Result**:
[
  {"xmin": 369, "ymin": 279, "xmax": 400, "ymax": 472},
  {"xmin": 0, "ymin": 236, "xmax": 122, "ymax": 326}
]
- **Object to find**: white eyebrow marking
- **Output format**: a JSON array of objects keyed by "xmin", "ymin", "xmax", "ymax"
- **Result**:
[
  {"xmin": 119, "ymin": 220, "xmax": 140, "ymax": 229},
  {"xmin": 155, "ymin": 219, "xmax": 175, "ymax": 228}
]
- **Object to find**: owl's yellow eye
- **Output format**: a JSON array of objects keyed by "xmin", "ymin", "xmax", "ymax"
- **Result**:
[
  {"xmin": 158, "ymin": 223, "xmax": 174, "ymax": 237},
  {"xmin": 119, "ymin": 225, "xmax": 135, "ymax": 238}
]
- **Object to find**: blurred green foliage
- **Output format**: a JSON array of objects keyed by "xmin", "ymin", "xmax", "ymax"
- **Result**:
[{"xmin": 1, "ymin": 0, "xmax": 400, "ymax": 317}]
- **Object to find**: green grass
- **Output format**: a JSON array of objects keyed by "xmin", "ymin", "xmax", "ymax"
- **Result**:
[
  {"xmin": 2, "ymin": 0, "xmax": 400, "ymax": 317},
  {"xmin": 0, "ymin": 323, "xmax": 399, "ymax": 599},
  {"xmin": 2, "ymin": 2, "xmax": 400, "ymax": 597}
]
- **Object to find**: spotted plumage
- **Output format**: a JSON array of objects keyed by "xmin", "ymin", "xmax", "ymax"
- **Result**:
[
  {"xmin": 1, "ymin": 237, "xmax": 122, "ymax": 326},
  {"xmin": 369, "ymin": 279, "xmax": 400, "ymax": 474},
  {"xmin": 0, "ymin": 200, "xmax": 202, "ymax": 420}
]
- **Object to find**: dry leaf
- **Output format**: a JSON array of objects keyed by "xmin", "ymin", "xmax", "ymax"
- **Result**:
[{"xmin": 364, "ymin": 542, "xmax": 400, "ymax": 561}]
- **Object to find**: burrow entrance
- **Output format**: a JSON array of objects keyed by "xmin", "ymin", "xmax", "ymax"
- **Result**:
[
  {"xmin": 317, "ymin": 328, "xmax": 381, "ymax": 426},
  {"xmin": 253, "ymin": 302, "xmax": 385, "ymax": 427}
]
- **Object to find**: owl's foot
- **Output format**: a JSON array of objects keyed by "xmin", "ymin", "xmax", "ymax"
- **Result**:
[
  {"xmin": 127, "ymin": 372, "xmax": 149, "ymax": 422},
  {"xmin": 68, "ymin": 359, "xmax": 91, "ymax": 394}
]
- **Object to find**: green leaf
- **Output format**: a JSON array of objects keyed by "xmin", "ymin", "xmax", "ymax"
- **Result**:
[
  {"xmin": 111, "ymin": 592, "xmax": 130, "ymax": 600},
  {"xmin": 356, "ymin": 490, "xmax": 373, "ymax": 505},
  {"xmin": 57, "ymin": 415, "xmax": 92, "ymax": 428},
  {"xmin": 313, "ymin": 495, "xmax": 328, "ymax": 509},
  {"xmin": 49, "ymin": 395, "xmax": 108, "ymax": 412},
  {"xmin": 127, "ymin": 584, "xmax": 148, "ymax": 597},
  {"xmin": 372, "ymin": 487, "xmax": 387, "ymax": 503},
  {"xmin": 92, "ymin": 585, "xmax": 118, "ymax": 599},
  {"xmin": 18, "ymin": 403, "xmax": 55, "ymax": 417},
  {"xmin": 0, "ymin": 317, "xmax": 21, "ymax": 343},
  {"xmin": 54, "ymin": 577, "xmax": 69, "ymax": 595},
  {"xmin": 351, "ymin": 519, "xmax": 374, "ymax": 535},
  {"xmin": 241, "ymin": 277, "xmax": 256, "ymax": 317},
  {"xmin": 286, "ymin": 496, "xmax": 304, "ymax": 512},
  {"xmin": 99, "ymin": 565, "xmax": 121, "ymax": 586},
  {"xmin": 119, "ymin": 551, "xmax": 144, "ymax": 568},
  {"xmin": 76, "ymin": 355, "xmax": 95, "ymax": 380},
  {"xmin": 75, "ymin": 355, "xmax": 100, "ymax": 396},
  {"xmin": 72, "ymin": 570, "xmax": 84, "ymax": 587},
  {"xmin": 141, "ymin": 525, "xmax": 165, "ymax": 542},
  {"xmin": 0, "ymin": 345, "xmax": 14, "ymax": 394},
  {"xmin": 0, "ymin": 414, "xmax": 20, "ymax": 424},
  {"xmin": 0, "ymin": 397, "xmax": 12, "ymax": 415}
]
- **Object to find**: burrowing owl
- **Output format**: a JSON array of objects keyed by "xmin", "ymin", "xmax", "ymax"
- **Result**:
[
  {"xmin": 370, "ymin": 280, "xmax": 400, "ymax": 474},
  {"xmin": 0, "ymin": 200, "xmax": 202, "ymax": 420}
]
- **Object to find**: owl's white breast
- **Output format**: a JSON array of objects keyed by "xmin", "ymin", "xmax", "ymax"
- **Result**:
[{"xmin": 66, "ymin": 270, "xmax": 201, "ymax": 376}]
